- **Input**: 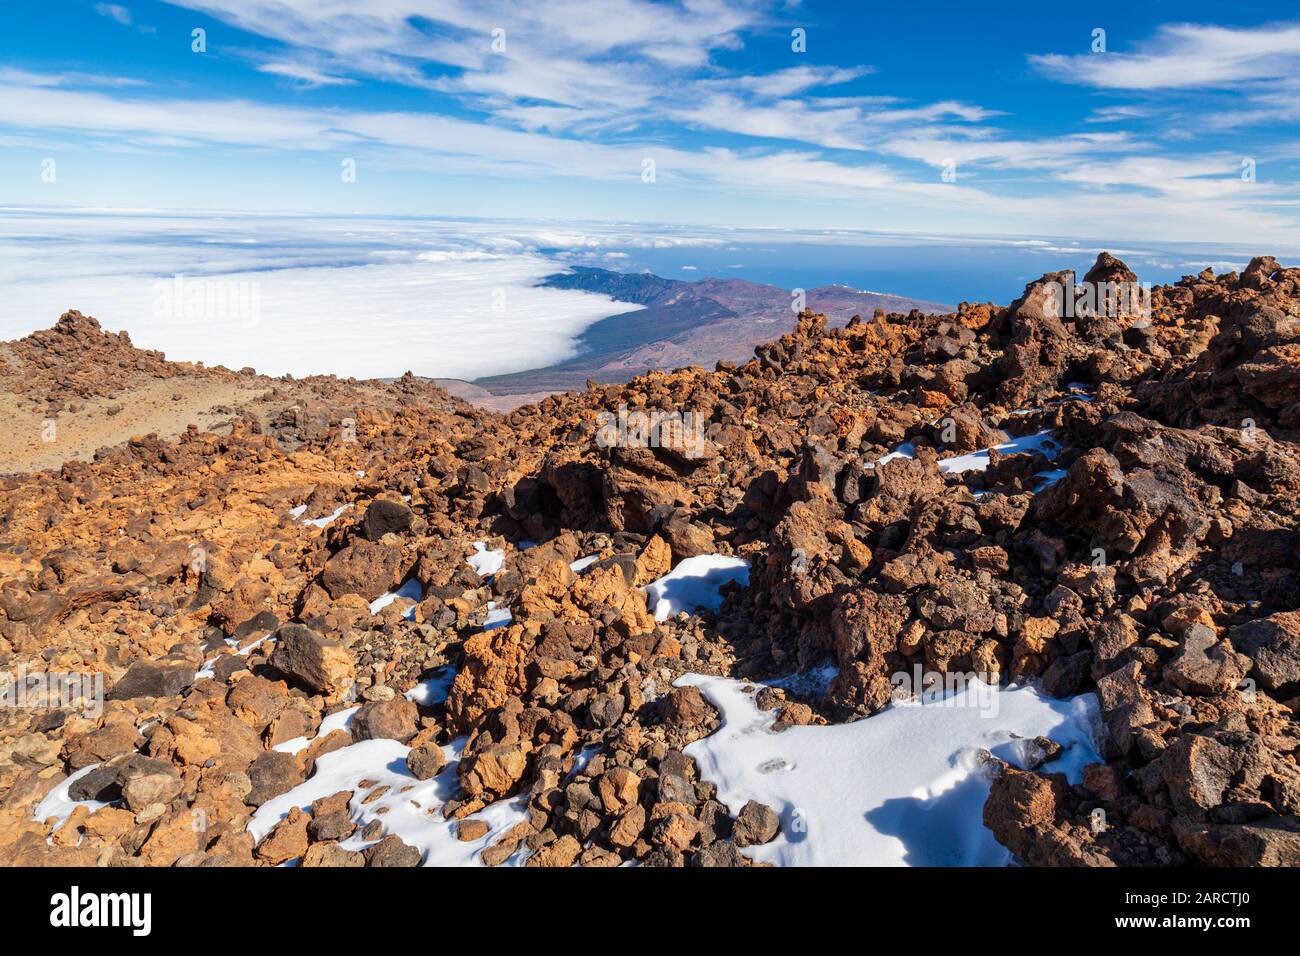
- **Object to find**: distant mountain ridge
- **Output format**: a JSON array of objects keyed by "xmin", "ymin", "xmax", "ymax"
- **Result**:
[
  {"xmin": 472, "ymin": 266, "xmax": 952, "ymax": 396},
  {"xmin": 540, "ymin": 266, "xmax": 682, "ymax": 304}
]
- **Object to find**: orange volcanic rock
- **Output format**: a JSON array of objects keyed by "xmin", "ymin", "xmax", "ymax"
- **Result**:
[{"xmin": 2, "ymin": 253, "xmax": 1300, "ymax": 868}]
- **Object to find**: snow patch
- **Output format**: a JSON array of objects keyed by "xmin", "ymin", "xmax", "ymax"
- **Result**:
[
  {"xmin": 870, "ymin": 441, "xmax": 916, "ymax": 469},
  {"xmin": 247, "ymin": 736, "xmax": 528, "ymax": 866},
  {"xmin": 405, "ymin": 667, "xmax": 456, "ymax": 707},
  {"xmin": 936, "ymin": 430, "xmax": 1060, "ymax": 475},
  {"xmin": 273, "ymin": 706, "xmax": 359, "ymax": 755},
  {"xmin": 369, "ymin": 577, "xmax": 424, "ymax": 617},
  {"xmin": 303, "ymin": 504, "xmax": 351, "ymax": 529},
  {"xmin": 195, "ymin": 633, "xmax": 273, "ymax": 681},
  {"xmin": 483, "ymin": 602, "xmax": 513, "ymax": 630},
  {"xmin": 467, "ymin": 542, "xmax": 505, "ymax": 577},
  {"xmin": 868, "ymin": 431, "xmax": 1061, "ymax": 481},
  {"xmin": 643, "ymin": 555, "xmax": 749, "ymax": 622},
  {"xmin": 34, "ymin": 765, "xmax": 112, "ymax": 829},
  {"xmin": 768, "ymin": 663, "xmax": 839, "ymax": 699},
  {"xmin": 1008, "ymin": 383, "xmax": 1093, "ymax": 417},
  {"xmin": 679, "ymin": 673, "xmax": 1100, "ymax": 866},
  {"xmin": 1032, "ymin": 468, "xmax": 1068, "ymax": 492}
]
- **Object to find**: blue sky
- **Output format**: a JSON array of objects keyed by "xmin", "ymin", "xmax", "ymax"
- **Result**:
[{"xmin": 2, "ymin": 0, "xmax": 1299, "ymax": 242}]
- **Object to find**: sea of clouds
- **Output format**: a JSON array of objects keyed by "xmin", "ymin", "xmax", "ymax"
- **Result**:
[{"xmin": 0, "ymin": 212, "xmax": 696, "ymax": 379}]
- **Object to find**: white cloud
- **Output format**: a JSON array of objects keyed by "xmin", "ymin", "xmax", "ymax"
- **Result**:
[
  {"xmin": 95, "ymin": 3, "xmax": 132, "ymax": 25},
  {"xmin": 1, "ymin": 254, "xmax": 628, "ymax": 380},
  {"xmin": 1031, "ymin": 21, "xmax": 1300, "ymax": 90},
  {"xmin": 0, "ymin": 79, "xmax": 923, "ymax": 201},
  {"xmin": 258, "ymin": 61, "xmax": 356, "ymax": 87},
  {"xmin": 879, "ymin": 130, "xmax": 1136, "ymax": 171},
  {"xmin": 0, "ymin": 83, "xmax": 347, "ymax": 149},
  {"xmin": 1083, "ymin": 105, "xmax": 1151, "ymax": 124},
  {"xmin": 0, "ymin": 67, "xmax": 147, "ymax": 88},
  {"xmin": 1055, "ymin": 155, "xmax": 1265, "ymax": 199},
  {"xmin": 165, "ymin": 0, "xmax": 762, "ymax": 94},
  {"xmin": 162, "ymin": 0, "xmax": 992, "ymax": 158},
  {"xmin": 675, "ymin": 96, "xmax": 995, "ymax": 152},
  {"xmin": 728, "ymin": 65, "xmax": 873, "ymax": 98}
]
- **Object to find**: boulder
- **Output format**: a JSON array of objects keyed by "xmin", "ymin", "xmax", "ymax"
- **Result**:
[
  {"xmin": 1164, "ymin": 624, "xmax": 1251, "ymax": 695},
  {"xmin": 269, "ymin": 624, "xmax": 355, "ymax": 696},
  {"xmin": 1229, "ymin": 612, "xmax": 1300, "ymax": 692},
  {"xmin": 350, "ymin": 698, "xmax": 418, "ymax": 743},
  {"xmin": 321, "ymin": 540, "xmax": 401, "ymax": 601},
  {"xmin": 360, "ymin": 499, "xmax": 420, "ymax": 540},
  {"xmin": 732, "ymin": 800, "xmax": 780, "ymax": 847},
  {"xmin": 106, "ymin": 657, "xmax": 196, "ymax": 701},
  {"xmin": 406, "ymin": 745, "xmax": 446, "ymax": 780},
  {"xmin": 118, "ymin": 756, "xmax": 183, "ymax": 813},
  {"xmin": 363, "ymin": 834, "xmax": 422, "ymax": 867}
]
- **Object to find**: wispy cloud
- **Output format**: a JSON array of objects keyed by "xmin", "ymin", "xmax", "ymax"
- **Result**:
[
  {"xmin": 728, "ymin": 65, "xmax": 874, "ymax": 97},
  {"xmin": 94, "ymin": 3, "xmax": 133, "ymax": 25},
  {"xmin": 164, "ymin": 0, "xmax": 985, "ymax": 154},
  {"xmin": 0, "ymin": 67, "xmax": 148, "ymax": 88},
  {"xmin": 878, "ymin": 130, "xmax": 1138, "ymax": 172},
  {"xmin": 1083, "ymin": 105, "xmax": 1151, "ymax": 124},
  {"xmin": 1030, "ymin": 21, "xmax": 1300, "ymax": 90},
  {"xmin": 1055, "ymin": 155, "xmax": 1264, "ymax": 200},
  {"xmin": 257, "ymin": 61, "xmax": 356, "ymax": 87}
]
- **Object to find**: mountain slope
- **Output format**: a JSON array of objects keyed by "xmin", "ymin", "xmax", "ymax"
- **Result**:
[{"xmin": 474, "ymin": 266, "xmax": 951, "ymax": 394}]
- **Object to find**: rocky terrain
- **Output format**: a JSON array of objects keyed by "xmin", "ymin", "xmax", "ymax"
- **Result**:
[{"xmin": 1, "ymin": 251, "xmax": 1298, "ymax": 868}]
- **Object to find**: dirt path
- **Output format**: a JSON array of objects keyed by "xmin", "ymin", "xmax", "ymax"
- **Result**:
[{"xmin": 0, "ymin": 376, "xmax": 270, "ymax": 474}]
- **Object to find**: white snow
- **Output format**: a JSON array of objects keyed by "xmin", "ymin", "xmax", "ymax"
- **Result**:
[
  {"xmin": 247, "ymin": 736, "xmax": 528, "ymax": 866},
  {"xmin": 643, "ymin": 555, "xmax": 749, "ymax": 622},
  {"xmin": 251, "ymin": 577, "xmax": 529, "ymax": 864},
  {"xmin": 768, "ymin": 663, "xmax": 840, "ymax": 699},
  {"xmin": 288, "ymin": 504, "xmax": 307, "ymax": 519},
  {"xmin": 483, "ymin": 603, "xmax": 513, "ymax": 630},
  {"xmin": 868, "ymin": 431, "xmax": 1061, "ymax": 481},
  {"xmin": 34, "ymin": 765, "xmax": 112, "ymax": 828},
  {"xmin": 936, "ymin": 430, "xmax": 1060, "ymax": 475},
  {"xmin": 369, "ymin": 577, "xmax": 424, "ymax": 617},
  {"xmin": 1008, "ymin": 383, "xmax": 1093, "ymax": 417},
  {"xmin": 569, "ymin": 553, "xmax": 600, "ymax": 573},
  {"xmin": 679, "ymin": 672, "xmax": 1101, "ymax": 867},
  {"xmin": 273, "ymin": 705, "xmax": 359, "ymax": 755},
  {"xmin": 467, "ymin": 542, "xmax": 505, "ymax": 577},
  {"xmin": 1033, "ymin": 468, "xmax": 1068, "ymax": 492},
  {"xmin": 569, "ymin": 745, "xmax": 600, "ymax": 778},
  {"xmin": 870, "ymin": 441, "xmax": 916, "ymax": 469},
  {"xmin": 194, "ymin": 632, "xmax": 273, "ymax": 681},
  {"xmin": 302, "ymin": 504, "xmax": 351, "ymax": 529},
  {"xmin": 404, "ymin": 667, "xmax": 456, "ymax": 707}
]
